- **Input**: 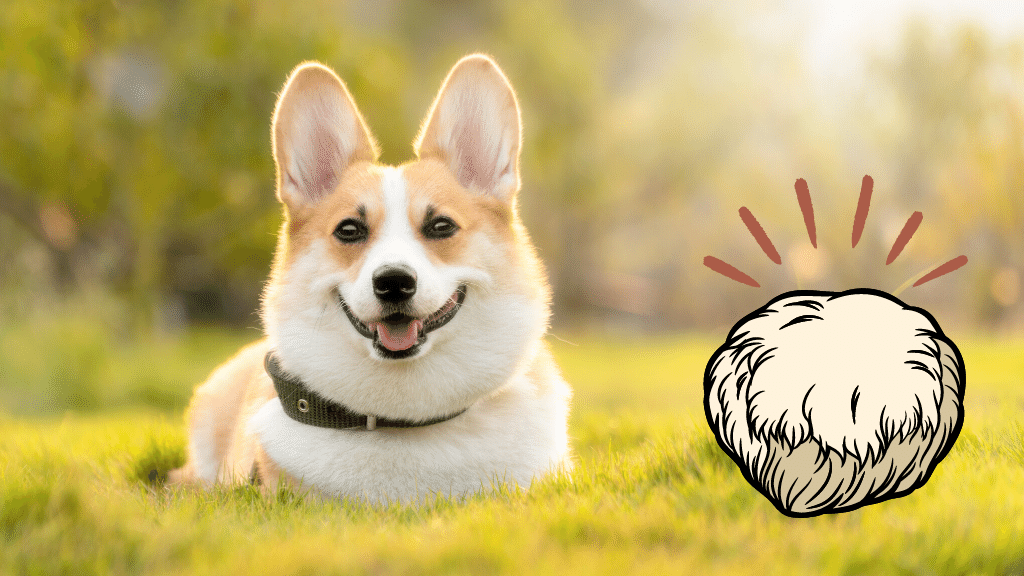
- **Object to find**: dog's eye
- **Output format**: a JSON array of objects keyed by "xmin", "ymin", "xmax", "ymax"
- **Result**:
[
  {"xmin": 423, "ymin": 216, "xmax": 459, "ymax": 240},
  {"xmin": 334, "ymin": 219, "xmax": 368, "ymax": 243}
]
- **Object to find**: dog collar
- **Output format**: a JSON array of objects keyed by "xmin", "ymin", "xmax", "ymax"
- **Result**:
[{"xmin": 264, "ymin": 351, "xmax": 468, "ymax": 430}]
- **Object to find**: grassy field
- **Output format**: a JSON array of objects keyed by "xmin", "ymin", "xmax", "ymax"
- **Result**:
[{"xmin": 3, "ymin": 326, "xmax": 1024, "ymax": 575}]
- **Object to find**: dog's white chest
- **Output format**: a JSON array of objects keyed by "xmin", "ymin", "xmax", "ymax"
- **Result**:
[{"xmin": 249, "ymin": 376, "xmax": 569, "ymax": 503}]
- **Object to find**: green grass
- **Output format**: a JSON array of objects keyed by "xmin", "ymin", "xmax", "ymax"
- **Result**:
[{"xmin": 3, "ymin": 329, "xmax": 1024, "ymax": 575}]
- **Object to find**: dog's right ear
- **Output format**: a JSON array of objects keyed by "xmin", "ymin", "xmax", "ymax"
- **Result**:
[{"xmin": 272, "ymin": 62, "xmax": 378, "ymax": 211}]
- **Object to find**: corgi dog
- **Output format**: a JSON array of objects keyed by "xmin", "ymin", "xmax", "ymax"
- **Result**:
[{"xmin": 169, "ymin": 55, "xmax": 571, "ymax": 503}]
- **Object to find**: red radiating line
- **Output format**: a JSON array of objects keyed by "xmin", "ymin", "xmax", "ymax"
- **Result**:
[
  {"xmin": 703, "ymin": 256, "xmax": 760, "ymax": 288},
  {"xmin": 738, "ymin": 207, "xmax": 782, "ymax": 264},
  {"xmin": 794, "ymin": 178, "xmax": 817, "ymax": 248},
  {"xmin": 913, "ymin": 255, "xmax": 968, "ymax": 287},
  {"xmin": 885, "ymin": 211, "xmax": 923, "ymax": 265},
  {"xmin": 851, "ymin": 175, "xmax": 873, "ymax": 248}
]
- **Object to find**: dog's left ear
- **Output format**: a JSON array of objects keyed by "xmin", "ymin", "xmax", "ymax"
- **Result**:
[{"xmin": 415, "ymin": 55, "xmax": 522, "ymax": 202}]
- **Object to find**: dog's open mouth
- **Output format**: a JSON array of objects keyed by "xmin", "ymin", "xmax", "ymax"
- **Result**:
[{"xmin": 339, "ymin": 286, "xmax": 467, "ymax": 359}]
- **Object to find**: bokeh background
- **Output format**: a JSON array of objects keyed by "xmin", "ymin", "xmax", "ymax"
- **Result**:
[{"xmin": 1, "ymin": 0, "xmax": 1022, "ymax": 414}]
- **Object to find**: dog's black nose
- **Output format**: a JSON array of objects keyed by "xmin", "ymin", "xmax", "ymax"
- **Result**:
[{"xmin": 372, "ymin": 265, "xmax": 417, "ymax": 303}]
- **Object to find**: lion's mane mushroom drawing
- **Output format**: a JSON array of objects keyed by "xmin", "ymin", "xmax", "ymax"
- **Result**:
[{"xmin": 703, "ymin": 288, "xmax": 965, "ymax": 517}]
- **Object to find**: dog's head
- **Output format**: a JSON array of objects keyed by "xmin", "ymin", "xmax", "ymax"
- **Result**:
[{"xmin": 261, "ymin": 55, "xmax": 550, "ymax": 420}]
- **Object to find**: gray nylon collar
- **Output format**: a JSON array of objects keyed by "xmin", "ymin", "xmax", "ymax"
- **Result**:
[{"xmin": 264, "ymin": 351, "xmax": 468, "ymax": 430}]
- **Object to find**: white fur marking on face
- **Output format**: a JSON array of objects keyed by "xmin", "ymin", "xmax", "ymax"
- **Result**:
[
  {"xmin": 346, "ymin": 167, "xmax": 449, "ymax": 321},
  {"xmin": 381, "ymin": 166, "xmax": 409, "ymax": 236},
  {"xmin": 376, "ymin": 166, "xmax": 423, "ymax": 271}
]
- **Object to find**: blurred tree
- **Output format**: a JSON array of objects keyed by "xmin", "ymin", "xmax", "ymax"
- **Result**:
[
  {"xmin": 0, "ymin": 2, "xmax": 1020, "ymax": 333},
  {"xmin": 867, "ymin": 23, "xmax": 1024, "ymax": 328},
  {"xmin": 0, "ymin": 0, "xmax": 645, "ymax": 330}
]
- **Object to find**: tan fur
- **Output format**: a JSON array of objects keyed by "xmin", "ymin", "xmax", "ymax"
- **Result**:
[
  {"xmin": 400, "ymin": 158, "xmax": 549, "ymax": 306},
  {"xmin": 171, "ymin": 338, "xmax": 298, "ymax": 488},
  {"xmin": 283, "ymin": 163, "xmax": 384, "ymax": 282},
  {"xmin": 171, "ymin": 340, "xmax": 266, "ymax": 483}
]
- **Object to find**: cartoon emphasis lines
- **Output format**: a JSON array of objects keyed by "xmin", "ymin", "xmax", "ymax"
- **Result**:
[{"xmin": 702, "ymin": 176, "xmax": 969, "ymax": 290}]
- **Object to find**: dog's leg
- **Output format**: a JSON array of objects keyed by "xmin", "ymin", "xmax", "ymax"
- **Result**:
[{"xmin": 171, "ymin": 340, "xmax": 270, "ymax": 485}]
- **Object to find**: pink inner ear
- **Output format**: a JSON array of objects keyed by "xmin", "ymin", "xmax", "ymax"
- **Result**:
[
  {"xmin": 450, "ymin": 115, "xmax": 510, "ymax": 195},
  {"xmin": 454, "ymin": 124, "xmax": 484, "ymax": 190},
  {"xmin": 296, "ymin": 124, "xmax": 345, "ymax": 202},
  {"xmin": 415, "ymin": 57, "xmax": 521, "ymax": 199}
]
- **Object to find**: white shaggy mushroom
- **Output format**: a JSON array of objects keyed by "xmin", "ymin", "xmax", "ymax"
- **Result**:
[{"xmin": 703, "ymin": 289, "xmax": 965, "ymax": 517}]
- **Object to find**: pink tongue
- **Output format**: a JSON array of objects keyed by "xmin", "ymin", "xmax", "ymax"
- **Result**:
[{"xmin": 374, "ymin": 319, "xmax": 423, "ymax": 351}]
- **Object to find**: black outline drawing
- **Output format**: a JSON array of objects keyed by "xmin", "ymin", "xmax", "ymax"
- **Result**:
[{"xmin": 703, "ymin": 288, "xmax": 966, "ymax": 518}]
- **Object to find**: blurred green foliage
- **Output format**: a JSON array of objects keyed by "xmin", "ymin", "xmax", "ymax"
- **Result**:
[
  {"xmin": 0, "ymin": 0, "xmax": 645, "ymax": 328},
  {"xmin": 0, "ymin": 296, "xmax": 256, "ymax": 413},
  {"xmin": 0, "ymin": 0, "xmax": 1021, "ymax": 334}
]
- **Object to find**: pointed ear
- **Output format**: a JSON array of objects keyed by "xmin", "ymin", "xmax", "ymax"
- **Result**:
[
  {"xmin": 272, "ymin": 62, "xmax": 378, "ymax": 210},
  {"xmin": 414, "ymin": 55, "xmax": 522, "ymax": 202}
]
